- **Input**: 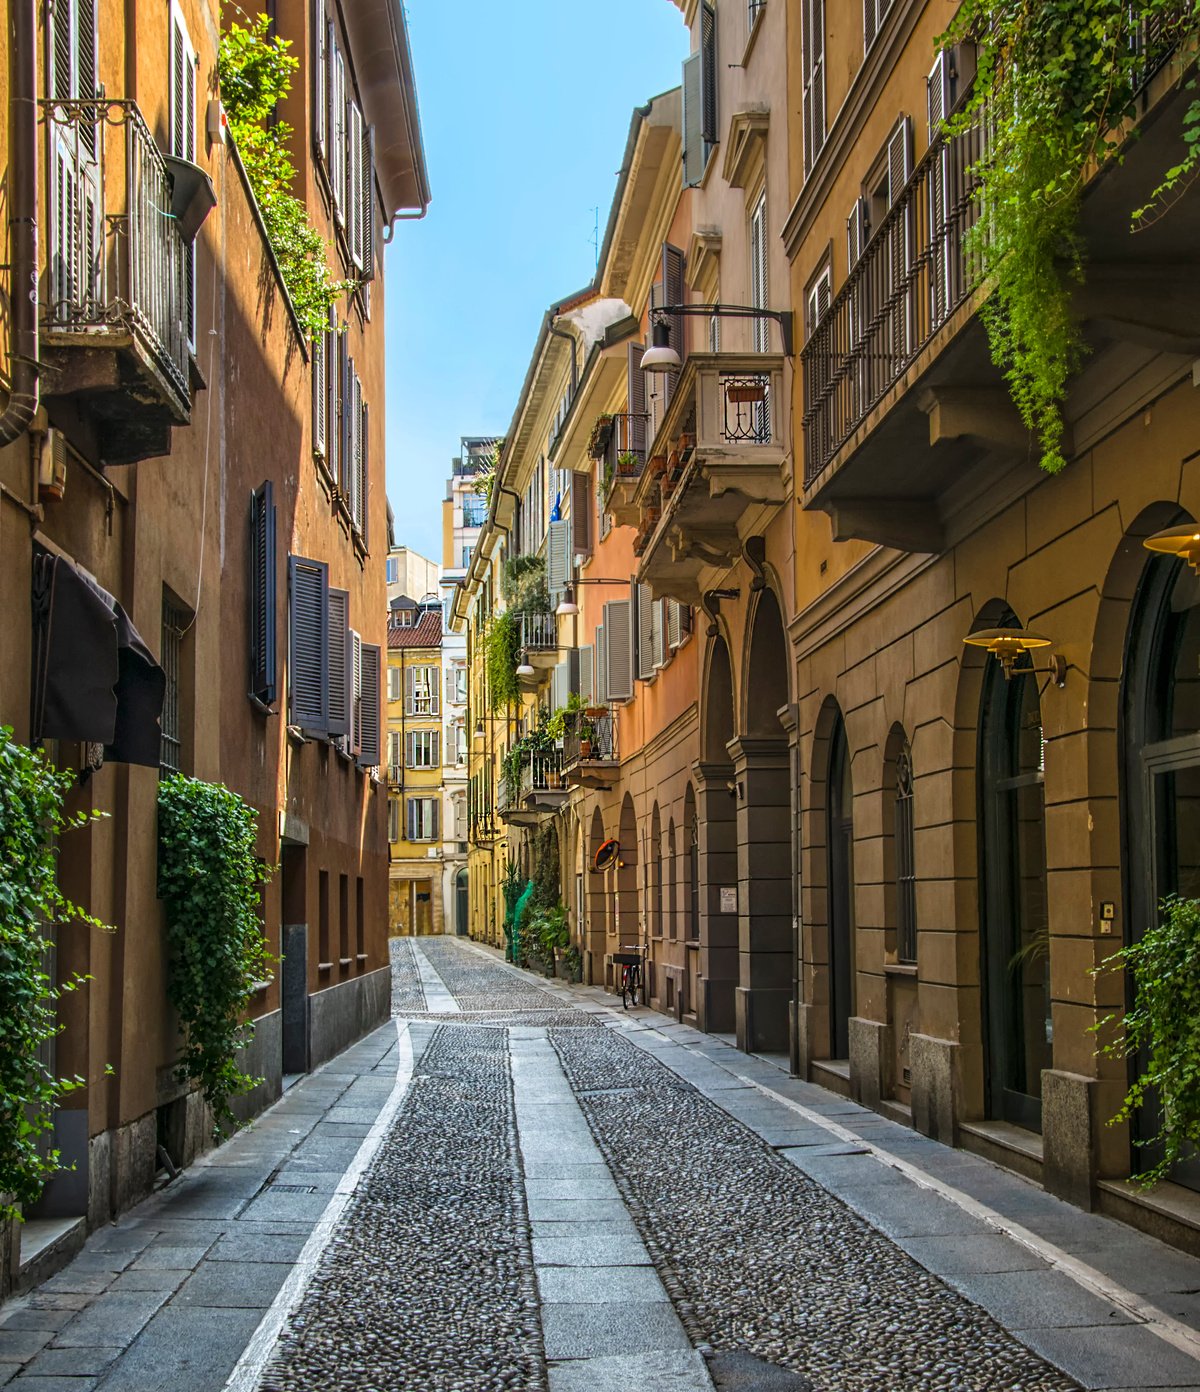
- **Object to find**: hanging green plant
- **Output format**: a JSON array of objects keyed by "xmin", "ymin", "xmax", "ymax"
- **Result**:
[
  {"xmin": 942, "ymin": 2, "xmax": 1200, "ymax": 474},
  {"xmin": 157, "ymin": 775, "xmax": 276, "ymax": 1135},
  {"xmin": 218, "ymin": 12, "xmax": 356, "ymax": 339},
  {"xmin": 0, "ymin": 728, "xmax": 110, "ymax": 1222},
  {"xmin": 484, "ymin": 610, "xmax": 521, "ymax": 712},
  {"xmin": 1093, "ymin": 895, "xmax": 1200, "ymax": 1188}
]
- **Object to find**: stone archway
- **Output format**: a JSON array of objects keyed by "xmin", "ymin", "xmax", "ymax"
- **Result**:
[
  {"xmin": 694, "ymin": 634, "xmax": 738, "ymax": 1032},
  {"xmin": 616, "ymin": 793, "xmax": 639, "ymax": 951},
  {"xmin": 585, "ymin": 806, "xmax": 608, "ymax": 985},
  {"xmin": 733, "ymin": 587, "xmax": 795, "ymax": 1055}
]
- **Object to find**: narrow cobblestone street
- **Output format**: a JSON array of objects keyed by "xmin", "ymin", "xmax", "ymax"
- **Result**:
[{"xmin": 7, "ymin": 940, "xmax": 1200, "ymax": 1391}]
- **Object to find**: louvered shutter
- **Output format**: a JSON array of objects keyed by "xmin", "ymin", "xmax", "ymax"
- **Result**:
[
  {"xmin": 348, "ymin": 100, "xmax": 364, "ymax": 270},
  {"xmin": 682, "ymin": 52, "xmax": 703, "ymax": 187},
  {"xmin": 313, "ymin": 0, "xmax": 327, "ymax": 164},
  {"xmin": 326, "ymin": 310, "xmax": 339, "ymax": 484},
  {"xmin": 886, "ymin": 116, "xmax": 912, "ymax": 206},
  {"xmin": 578, "ymin": 645, "xmax": 594, "ymax": 707},
  {"xmin": 249, "ymin": 482, "xmax": 277, "ymax": 704},
  {"xmin": 339, "ymin": 338, "xmax": 351, "ymax": 496},
  {"xmin": 604, "ymin": 599, "xmax": 633, "ymax": 702},
  {"xmin": 699, "ymin": 1, "xmax": 718, "ymax": 146},
  {"xmin": 551, "ymin": 659, "xmax": 568, "ymax": 713},
  {"xmin": 332, "ymin": 46, "xmax": 346, "ymax": 226},
  {"xmin": 361, "ymin": 125, "xmax": 376, "ymax": 282},
  {"xmin": 359, "ymin": 400, "xmax": 370, "ymax": 550},
  {"xmin": 431, "ymin": 666, "xmax": 440, "ymax": 716},
  {"xmin": 750, "ymin": 197, "xmax": 769, "ymax": 352},
  {"xmin": 864, "ymin": 0, "xmax": 878, "ymax": 51},
  {"xmin": 847, "ymin": 197, "xmax": 868, "ymax": 269},
  {"xmin": 51, "ymin": 1, "xmax": 72, "ymax": 101},
  {"xmin": 803, "ymin": 0, "xmax": 826, "ymax": 175},
  {"xmin": 667, "ymin": 600, "xmax": 682, "ymax": 650},
  {"xmin": 357, "ymin": 643, "xmax": 382, "ymax": 769},
  {"xmin": 405, "ymin": 664, "xmax": 415, "ymax": 716},
  {"xmin": 312, "ymin": 333, "xmax": 326, "ymax": 460},
  {"xmin": 571, "ymin": 472, "xmax": 592, "ymax": 557},
  {"xmin": 652, "ymin": 599, "xmax": 666, "ymax": 669},
  {"xmin": 635, "ymin": 583, "xmax": 655, "ymax": 681},
  {"xmin": 595, "ymin": 625, "xmax": 608, "ymax": 707},
  {"xmin": 627, "ymin": 343, "xmax": 647, "ymax": 457},
  {"xmin": 352, "ymin": 371, "xmax": 364, "ymax": 533},
  {"xmin": 662, "ymin": 242, "xmax": 686, "ymax": 374},
  {"xmin": 350, "ymin": 629, "xmax": 363, "ymax": 754},
  {"xmin": 928, "ymin": 55, "xmax": 951, "ymax": 328},
  {"xmin": 288, "ymin": 555, "xmax": 329, "ymax": 731},
  {"xmin": 327, "ymin": 588, "xmax": 351, "ymax": 737},
  {"xmin": 547, "ymin": 518, "xmax": 571, "ymax": 595}
]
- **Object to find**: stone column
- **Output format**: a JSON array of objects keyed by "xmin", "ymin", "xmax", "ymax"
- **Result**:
[{"xmin": 692, "ymin": 760, "xmax": 738, "ymax": 1033}]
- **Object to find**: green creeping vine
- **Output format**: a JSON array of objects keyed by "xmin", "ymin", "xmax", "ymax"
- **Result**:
[
  {"xmin": 484, "ymin": 611, "xmax": 522, "ymax": 712},
  {"xmin": 1094, "ymin": 895, "xmax": 1200, "ymax": 1187},
  {"xmin": 218, "ymin": 12, "xmax": 356, "ymax": 340},
  {"xmin": 157, "ymin": 775, "xmax": 275, "ymax": 1136},
  {"xmin": 0, "ymin": 728, "xmax": 109, "ymax": 1221},
  {"xmin": 942, "ymin": 1, "xmax": 1200, "ymax": 473}
]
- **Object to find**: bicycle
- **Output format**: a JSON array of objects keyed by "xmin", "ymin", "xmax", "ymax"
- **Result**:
[{"xmin": 614, "ymin": 946, "xmax": 643, "ymax": 1009}]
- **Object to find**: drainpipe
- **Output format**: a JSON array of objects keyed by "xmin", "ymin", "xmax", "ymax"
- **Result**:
[
  {"xmin": 1, "ymin": 0, "xmax": 39, "ymax": 448},
  {"xmin": 548, "ymin": 316, "xmax": 578, "ymax": 397}
]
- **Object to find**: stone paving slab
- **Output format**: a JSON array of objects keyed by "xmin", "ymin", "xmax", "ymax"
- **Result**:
[{"xmin": 547, "ymin": 1349, "xmax": 714, "ymax": 1392}]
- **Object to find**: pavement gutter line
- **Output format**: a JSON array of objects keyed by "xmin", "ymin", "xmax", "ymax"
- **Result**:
[
  {"xmin": 632, "ymin": 1019, "xmax": 1200, "ymax": 1370},
  {"xmin": 410, "ymin": 941, "xmax": 461, "ymax": 1012},
  {"xmin": 221, "ymin": 1016, "xmax": 416, "ymax": 1392}
]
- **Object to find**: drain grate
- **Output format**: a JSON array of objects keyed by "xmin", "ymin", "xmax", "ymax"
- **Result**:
[{"xmin": 271, "ymin": 1183, "xmax": 319, "ymax": 1195}]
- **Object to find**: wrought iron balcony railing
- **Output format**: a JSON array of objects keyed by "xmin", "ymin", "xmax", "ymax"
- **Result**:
[
  {"xmin": 563, "ymin": 712, "xmax": 616, "ymax": 766},
  {"xmin": 520, "ymin": 611, "xmax": 558, "ymax": 652},
  {"xmin": 41, "ymin": 99, "xmax": 191, "ymax": 411},
  {"xmin": 520, "ymin": 749, "xmax": 565, "ymax": 802}
]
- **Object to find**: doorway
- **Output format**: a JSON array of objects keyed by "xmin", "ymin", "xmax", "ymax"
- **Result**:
[
  {"xmin": 827, "ymin": 715, "xmax": 855, "ymax": 1060},
  {"xmin": 455, "ymin": 868, "xmax": 469, "ymax": 936},
  {"xmin": 280, "ymin": 843, "xmax": 308, "ymax": 1077}
]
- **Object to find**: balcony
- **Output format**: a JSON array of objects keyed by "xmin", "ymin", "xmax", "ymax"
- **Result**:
[
  {"xmin": 562, "ymin": 712, "xmax": 618, "ymax": 789},
  {"xmin": 499, "ymin": 749, "xmax": 565, "ymax": 825},
  {"xmin": 518, "ymin": 611, "xmax": 560, "ymax": 680},
  {"xmin": 632, "ymin": 354, "xmax": 788, "ymax": 603},
  {"xmin": 40, "ymin": 99, "xmax": 194, "ymax": 464},
  {"xmin": 800, "ymin": 31, "xmax": 1200, "ymax": 553},
  {"xmin": 596, "ymin": 413, "xmax": 647, "ymax": 527}
]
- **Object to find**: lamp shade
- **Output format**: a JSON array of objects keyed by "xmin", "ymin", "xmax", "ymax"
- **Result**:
[
  {"xmin": 963, "ymin": 627, "xmax": 1052, "ymax": 679},
  {"xmin": 642, "ymin": 319, "xmax": 681, "ymax": 373},
  {"xmin": 555, "ymin": 586, "xmax": 578, "ymax": 617},
  {"xmin": 515, "ymin": 655, "xmax": 535, "ymax": 678},
  {"xmin": 1144, "ymin": 524, "xmax": 1200, "ymax": 573}
]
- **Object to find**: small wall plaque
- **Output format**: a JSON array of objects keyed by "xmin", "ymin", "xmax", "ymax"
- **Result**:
[{"xmin": 719, "ymin": 886, "xmax": 738, "ymax": 915}]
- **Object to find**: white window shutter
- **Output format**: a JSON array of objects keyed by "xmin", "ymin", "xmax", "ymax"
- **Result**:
[
  {"xmin": 332, "ymin": 46, "xmax": 346, "ymax": 227},
  {"xmin": 635, "ymin": 583, "xmax": 655, "ymax": 681},
  {"xmin": 547, "ymin": 518, "xmax": 571, "ymax": 594},
  {"xmin": 751, "ymin": 193, "xmax": 769, "ymax": 352},
  {"xmin": 595, "ymin": 625, "xmax": 607, "ymax": 708},
  {"xmin": 887, "ymin": 116, "xmax": 912, "ymax": 207},
  {"xmin": 348, "ymin": 100, "xmax": 364, "ymax": 269},
  {"xmin": 652, "ymin": 600, "xmax": 667, "ymax": 669},
  {"xmin": 604, "ymin": 600, "xmax": 633, "ymax": 702},
  {"xmin": 847, "ymin": 197, "xmax": 868, "ymax": 269},
  {"xmin": 579, "ymin": 645, "xmax": 594, "ymax": 707},
  {"xmin": 350, "ymin": 629, "xmax": 363, "ymax": 756},
  {"xmin": 667, "ymin": 600, "xmax": 682, "ymax": 651}
]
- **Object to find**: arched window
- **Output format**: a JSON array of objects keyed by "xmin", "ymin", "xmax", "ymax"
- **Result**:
[
  {"xmin": 895, "ymin": 740, "xmax": 917, "ymax": 964},
  {"xmin": 979, "ymin": 623, "xmax": 1050, "ymax": 1132},
  {"xmin": 827, "ymin": 713, "xmax": 854, "ymax": 1059},
  {"xmin": 651, "ymin": 804, "xmax": 663, "ymax": 938}
]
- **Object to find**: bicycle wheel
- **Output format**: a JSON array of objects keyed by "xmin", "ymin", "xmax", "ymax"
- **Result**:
[
  {"xmin": 626, "ymin": 968, "xmax": 640, "ymax": 1009},
  {"xmin": 621, "ymin": 968, "xmax": 633, "ymax": 1009}
]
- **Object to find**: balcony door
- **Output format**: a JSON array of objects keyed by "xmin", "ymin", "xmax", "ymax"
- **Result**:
[
  {"xmin": 47, "ymin": 0, "xmax": 101, "ymax": 324},
  {"xmin": 1122, "ymin": 551, "xmax": 1200, "ymax": 1187}
]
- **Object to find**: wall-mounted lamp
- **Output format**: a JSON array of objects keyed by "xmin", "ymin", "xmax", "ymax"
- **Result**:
[
  {"xmin": 473, "ymin": 719, "xmax": 484, "ymax": 747},
  {"xmin": 515, "ymin": 652, "xmax": 535, "ymax": 678},
  {"xmin": 642, "ymin": 303, "xmax": 796, "ymax": 373},
  {"xmin": 555, "ymin": 578, "xmax": 635, "ymax": 617},
  {"xmin": 1143, "ymin": 525, "xmax": 1200, "ymax": 573},
  {"xmin": 963, "ymin": 627, "xmax": 1066, "ymax": 685}
]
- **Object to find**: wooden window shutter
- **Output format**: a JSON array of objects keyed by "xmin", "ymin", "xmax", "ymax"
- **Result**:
[
  {"xmin": 249, "ymin": 481, "xmax": 277, "ymax": 704},
  {"xmin": 332, "ymin": 45, "xmax": 346, "ymax": 225},
  {"xmin": 288, "ymin": 554, "xmax": 329, "ymax": 732},
  {"xmin": 326, "ymin": 311, "xmax": 339, "ymax": 484},
  {"xmin": 405, "ymin": 663, "xmax": 415, "ymax": 716},
  {"xmin": 864, "ymin": 0, "xmax": 878, "ymax": 52},
  {"xmin": 887, "ymin": 116, "xmax": 912, "ymax": 207},
  {"xmin": 627, "ymin": 343, "xmax": 647, "ymax": 457},
  {"xmin": 846, "ymin": 197, "xmax": 868, "ymax": 269},
  {"xmin": 803, "ymin": 0, "xmax": 826, "ymax": 174},
  {"xmin": 348, "ymin": 100, "xmax": 364, "ymax": 269},
  {"xmin": 359, "ymin": 399, "xmax": 370, "ymax": 549},
  {"xmin": 635, "ymin": 582, "xmax": 655, "ymax": 682},
  {"xmin": 662, "ymin": 242, "xmax": 686, "ymax": 370},
  {"xmin": 547, "ymin": 518, "xmax": 571, "ymax": 594},
  {"xmin": 571, "ymin": 471, "xmax": 592, "ymax": 557},
  {"xmin": 604, "ymin": 599, "xmax": 633, "ymax": 702},
  {"xmin": 327, "ymin": 587, "xmax": 351, "ymax": 737},
  {"xmin": 682, "ymin": 52, "xmax": 703, "ymax": 187},
  {"xmin": 595, "ymin": 625, "xmax": 607, "ymax": 708},
  {"xmin": 699, "ymin": 1, "xmax": 718, "ymax": 146},
  {"xmin": 431, "ymin": 665, "xmax": 440, "ymax": 716},
  {"xmin": 652, "ymin": 599, "xmax": 666, "ymax": 669},
  {"xmin": 357, "ymin": 644, "xmax": 381, "ymax": 769},
  {"xmin": 578, "ymin": 645, "xmax": 594, "ymax": 707},
  {"xmin": 338, "ymin": 338, "xmax": 351, "ymax": 496},
  {"xmin": 350, "ymin": 629, "xmax": 363, "ymax": 755},
  {"xmin": 312, "ymin": 332, "xmax": 326, "ymax": 460},
  {"xmin": 313, "ymin": 0, "xmax": 327, "ymax": 164},
  {"xmin": 750, "ymin": 197, "xmax": 769, "ymax": 351},
  {"xmin": 361, "ymin": 125, "xmax": 377, "ymax": 282},
  {"xmin": 667, "ymin": 599, "xmax": 682, "ymax": 651}
]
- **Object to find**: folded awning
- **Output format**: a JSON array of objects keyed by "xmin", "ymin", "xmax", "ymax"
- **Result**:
[{"xmin": 31, "ymin": 551, "xmax": 166, "ymax": 768}]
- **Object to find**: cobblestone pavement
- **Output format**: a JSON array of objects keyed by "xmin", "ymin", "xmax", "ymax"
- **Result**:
[{"xmin": 6, "ymin": 937, "xmax": 1200, "ymax": 1391}]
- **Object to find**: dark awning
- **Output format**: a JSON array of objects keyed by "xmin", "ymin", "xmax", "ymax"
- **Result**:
[{"xmin": 31, "ymin": 551, "xmax": 166, "ymax": 768}]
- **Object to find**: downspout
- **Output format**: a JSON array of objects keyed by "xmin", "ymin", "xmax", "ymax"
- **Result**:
[
  {"xmin": 548, "ymin": 316, "xmax": 578, "ymax": 397},
  {"xmin": 2, "ymin": 0, "xmax": 39, "ymax": 448}
]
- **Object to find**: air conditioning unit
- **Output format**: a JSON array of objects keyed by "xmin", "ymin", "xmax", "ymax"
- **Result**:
[{"xmin": 38, "ymin": 428, "xmax": 68, "ymax": 501}]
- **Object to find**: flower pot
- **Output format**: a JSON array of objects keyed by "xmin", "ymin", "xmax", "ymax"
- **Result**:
[
  {"xmin": 727, "ymin": 383, "xmax": 766, "ymax": 404},
  {"xmin": 579, "ymin": 739, "xmax": 592, "ymax": 759}
]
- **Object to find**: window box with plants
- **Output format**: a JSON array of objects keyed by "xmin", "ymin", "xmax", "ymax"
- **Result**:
[{"xmin": 588, "ymin": 414, "xmax": 615, "ymax": 460}]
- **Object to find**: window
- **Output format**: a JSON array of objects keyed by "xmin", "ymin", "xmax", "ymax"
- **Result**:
[
  {"xmin": 750, "ymin": 191, "xmax": 769, "ymax": 352},
  {"xmin": 453, "ymin": 664, "xmax": 468, "ymax": 704},
  {"xmin": 338, "ymin": 873, "xmax": 349, "ymax": 964},
  {"xmin": 388, "ymin": 797, "xmax": 400, "ymax": 843},
  {"xmin": 455, "ymin": 722, "xmax": 467, "ymax": 765},
  {"xmin": 160, "ymin": 590, "xmax": 191, "ymax": 774},
  {"xmin": 806, "ymin": 264, "xmax": 832, "ymax": 338},
  {"xmin": 388, "ymin": 665, "xmax": 401, "ymax": 702},
  {"xmin": 405, "ymin": 664, "xmax": 440, "ymax": 716},
  {"xmin": 802, "ymin": 0, "xmax": 826, "ymax": 174},
  {"xmin": 864, "ymin": 0, "xmax": 894, "ymax": 51},
  {"xmin": 461, "ymin": 545, "xmax": 473, "ymax": 569},
  {"xmin": 894, "ymin": 740, "xmax": 917, "ymax": 963},
  {"xmin": 407, "ymin": 796, "xmax": 438, "ymax": 842},
  {"xmin": 169, "ymin": 2, "xmax": 197, "ymax": 347},
  {"xmin": 463, "ymin": 498, "xmax": 488, "ymax": 527},
  {"xmin": 249, "ymin": 481, "xmax": 277, "ymax": 705},
  {"xmin": 318, "ymin": 868, "xmax": 330, "ymax": 965},
  {"xmin": 406, "ymin": 729, "xmax": 440, "ymax": 768},
  {"xmin": 388, "ymin": 730, "xmax": 402, "ymax": 780},
  {"xmin": 386, "ymin": 557, "xmax": 398, "ymax": 584}
]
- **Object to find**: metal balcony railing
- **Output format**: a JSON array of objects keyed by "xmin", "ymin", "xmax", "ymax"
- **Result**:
[
  {"xmin": 41, "ymin": 99, "xmax": 191, "ymax": 408},
  {"xmin": 564, "ymin": 712, "xmax": 615, "ymax": 765},
  {"xmin": 520, "ymin": 611, "xmax": 558, "ymax": 652},
  {"xmin": 520, "ymin": 749, "xmax": 564, "ymax": 801}
]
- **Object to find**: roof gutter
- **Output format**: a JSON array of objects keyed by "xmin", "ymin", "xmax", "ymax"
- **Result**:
[{"xmin": 1, "ymin": 0, "xmax": 39, "ymax": 446}]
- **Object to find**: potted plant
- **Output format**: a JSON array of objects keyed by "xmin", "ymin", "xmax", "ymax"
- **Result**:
[
  {"xmin": 616, "ymin": 450, "xmax": 641, "ymax": 477},
  {"xmin": 588, "ymin": 413, "xmax": 615, "ymax": 460},
  {"xmin": 578, "ymin": 719, "xmax": 594, "ymax": 759}
]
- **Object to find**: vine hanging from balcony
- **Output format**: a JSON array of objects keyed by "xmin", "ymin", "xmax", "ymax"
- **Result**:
[
  {"xmin": 484, "ymin": 610, "xmax": 521, "ymax": 712},
  {"xmin": 942, "ymin": 2, "xmax": 1200, "ymax": 474},
  {"xmin": 218, "ymin": 13, "xmax": 355, "ymax": 339}
]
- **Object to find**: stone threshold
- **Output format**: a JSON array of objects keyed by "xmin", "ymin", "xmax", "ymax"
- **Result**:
[
  {"xmin": 959, "ymin": 1119, "xmax": 1045, "ymax": 1184},
  {"xmin": 15, "ymin": 1216, "xmax": 86, "ymax": 1296},
  {"xmin": 1098, "ymin": 1175, "xmax": 1200, "ymax": 1261}
]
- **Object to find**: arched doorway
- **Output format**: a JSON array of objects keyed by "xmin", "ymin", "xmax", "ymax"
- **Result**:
[
  {"xmin": 650, "ymin": 804, "xmax": 663, "ymax": 940},
  {"xmin": 617, "ymin": 793, "xmax": 638, "ymax": 950},
  {"xmin": 696, "ymin": 635, "xmax": 738, "ymax": 1032},
  {"xmin": 585, "ymin": 807, "xmax": 609, "ymax": 985},
  {"xmin": 735, "ymin": 588, "xmax": 795, "ymax": 1055},
  {"xmin": 827, "ymin": 712, "xmax": 855, "ymax": 1060},
  {"xmin": 454, "ymin": 868, "xmax": 469, "ymax": 936},
  {"xmin": 978, "ymin": 613, "xmax": 1051, "ymax": 1132},
  {"xmin": 1122, "ymin": 541, "xmax": 1200, "ymax": 1184}
]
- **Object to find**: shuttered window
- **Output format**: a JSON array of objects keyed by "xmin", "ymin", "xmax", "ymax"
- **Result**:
[
  {"xmin": 595, "ymin": 625, "xmax": 607, "ymax": 708},
  {"xmin": 405, "ymin": 665, "xmax": 440, "ymax": 716},
  {"xmin": 249, "ymin": 481, "xmax": 277, "ymax": 705},
  {"xmin": 700, "ymin": 1, "xmax": 718, "ymax": 146},
  {"xmin": 661, "ymin": 243, "xmax": 686, "ymax": 410},
  {"xmin": 407, "ymin": 796, "xmax": 439, "ymax": 841},
  {"xmin": 406, "ymin": 729, "xmax": 440, "ymax": 768},
  {"xmin": 331, "ymin": 44, "xmax": 346, "ymax": 227},
  {"xmin": 682, "ymin": 52, "xmax": 704, "ymax": 188},
  {"xmin": 313, "ymin": 0, "xmax": 327, "ymax": 164},
  {"xmin": 652, "ymin": 599, "xmax": 667, "ymax": 670},
  {"xmin": 604, "ymin": 599, "xmax": 633, "ymax": 702},
  {"xmin": 750, "ymin": 193, "xmax": 769, "ymax": 352},
  {"xmin": 361, "ymin": 124, "xmax": 376, "ymax": 282},
  {"xmin": 358, "ymin": 641, "xmax": 384, "ymax": 770},
  {"xmin": 288, "ymin": 555, "xmax": 329, "ymax": 732},
  {"xmin": 338, "ymin": 339, "xmax": 351, "ymax": 498},
  {"xmin": 388, "ymin": 665, "xmax": 401, "ymax": 703},
  {"xmin": 388, "ymin": 730, "xmax": 402, "ymax": 778},
  {"xmin": 327, "ymin": 588, "xmax": 351, "ymax": 738},
  {"xmin": 806, "ymin": 265, "xmax": 832, "ymax": 338},
  {"xmin": 350, "ymin": 629, "xmax": 363, "ymax": 754},
  {"xmin": 571, "ymin": 471, "xmax": 592, "ymax": 558},
  {"xmin": 864, "ymin": 0, "xmax": 895, "ymax": 53},
  {"xmin": 326, "ymin": 309, "xmax": 340, "ymax": 485},
  {"xmin": 847, "ymin": 197, "xmax": 868, "ymax": 269},
  {"xmin": 358, "ymin": 398, "xmax": 369, "ymax": 547},
  {"xmin": 348, "ymin": 99, "xmax": 364, "ymax": 269},
  {"xmin": 169, "ymin": 3, "xmax": 196, "ymax": 347},
  {"xmin": 312, "ymin": 329, "xmax": 326, "ymax": 462},
  {"xmin": 667, "ymin": 600, "xmax": 691, "ymax": 650},
  {"xmin": 635, "ymin": 583, "xmax": 655, "ymax": 682},
  {"xmin": 802, "ymin": 0, "xmax": 826, "ymax": 175},
  {"xmin": 578, "ymin": 645, "xmax": 594, "ymax": 707},
  {"xmin": 388, "ymin": 797, "xmax": 400, "ymax": 843},
  {"xmin": 547, "ymin": 518, "xmax": 572, "ymax": 597}
]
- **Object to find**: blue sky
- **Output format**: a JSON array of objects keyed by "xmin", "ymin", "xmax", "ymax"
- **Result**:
[{"xmin": 381, "ymin": 2, "xmax": 688, "ymax": 565}]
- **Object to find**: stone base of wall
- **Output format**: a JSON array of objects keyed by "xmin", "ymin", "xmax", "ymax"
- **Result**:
[
  {"xmin": 735, "ymin": 986, "xmax": 791, "ymax": 1054},
  {"xmin": 910, "ymin": 1032, "xmax": 961, "ymax": 1146},
  {"xmin": 309, "ymin": 966, "xmax": 391, "ymax": 1070},
  {"xmin": 1042, "ymin": 1068, "xmax": 1098, "ymax": 1211},
  {"xmin": 849, "ymin": 1016, "xmax": 893, "ymax": 1108},
  {"xmin": 231, "ymin": 1009, "xmax": 284, "ymax": 1127}
]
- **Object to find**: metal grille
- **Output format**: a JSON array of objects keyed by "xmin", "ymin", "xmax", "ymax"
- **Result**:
[
  {"xmin": 895, "ymin": 744, "xmax": 917, "ymax": 963},
  {"xmin": 159, "ymin": 595, "xmax": 188, "ymax": 774},
  {"xmin": 721, "ymin": 375, "xmax": 772, "ymax": 443}
]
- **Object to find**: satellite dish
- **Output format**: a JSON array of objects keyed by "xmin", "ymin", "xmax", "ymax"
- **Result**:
[{"xmin": 592, "ymin": 838, "xmax": 620, "ymax": 873}]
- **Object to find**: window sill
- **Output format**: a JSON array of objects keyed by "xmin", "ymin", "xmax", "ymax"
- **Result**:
[
  {"xmin": 883, "ymin": 961, "xmax": 918, "ymax": 978},
  {"xmin": 356, "ymin": 953, "xmax": 368, "ymax": 963},
  {"xmin": 338, "ymin": 957, "xmax": 352, "ymax": 968},
  {"xmin": 318, "ymin": 961, "xmax": 333, "ymax": 974}
]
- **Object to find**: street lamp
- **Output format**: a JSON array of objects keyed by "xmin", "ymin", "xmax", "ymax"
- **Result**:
[
  {"xmin": 555, "ymin": 578, "xmax": 636, "ymax": 617},
  {"xmin": 641, "ymin": 303, "xmax": 796, "ymax": 374},
  {"xmin": 515, "ymin": 652, "xmax": 535, "ymax": 678}
]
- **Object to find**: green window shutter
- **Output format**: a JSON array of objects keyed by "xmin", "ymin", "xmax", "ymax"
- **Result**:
[{"xmin": 357, "ymin": 642, "xmax": 381, "ymax": 769}]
